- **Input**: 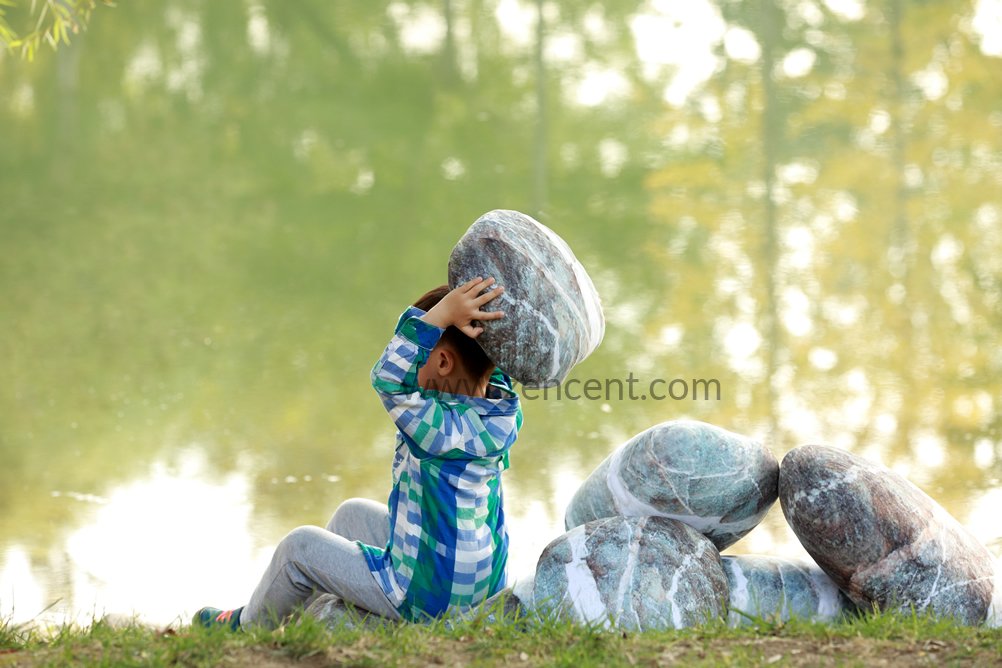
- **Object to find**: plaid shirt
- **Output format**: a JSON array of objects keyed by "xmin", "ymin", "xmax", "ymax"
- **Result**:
[{"xmin": 360, "ymin": 306, "xmax": 522, "ymax": 621}]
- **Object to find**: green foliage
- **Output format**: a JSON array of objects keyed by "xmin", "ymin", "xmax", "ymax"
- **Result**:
[
  {"xmin": 0, "ymin": 0, "xmax": 112, "ymax": 60},
  {"xmin": 644, "ymin": 0, "xmax": 1002, "ymax": 485}
]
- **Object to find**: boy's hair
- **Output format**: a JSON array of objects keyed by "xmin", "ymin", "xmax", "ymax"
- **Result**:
[{"xmin": 414, "ymin": 285, "xmax": 495, "ymax": 379}]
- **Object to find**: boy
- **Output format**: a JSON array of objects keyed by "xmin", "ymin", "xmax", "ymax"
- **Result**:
[{"xmin": 195, "ymin": 277, "xmax": 522, "ymax": 628}]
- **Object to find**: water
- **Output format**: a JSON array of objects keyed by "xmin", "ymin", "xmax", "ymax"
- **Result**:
[{"xmin": 1, "ymin": 0, "xmax": 1001, "ymax": 626}]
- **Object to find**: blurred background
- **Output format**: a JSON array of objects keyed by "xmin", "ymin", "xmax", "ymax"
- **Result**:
[{"xmin": 1, "ymin": 0, "xmax": 1000, "ymax": 626}]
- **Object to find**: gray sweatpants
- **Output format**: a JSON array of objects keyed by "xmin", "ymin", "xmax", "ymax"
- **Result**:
[{"xmin": 241, "ymin": 498, "xmax": 401, "ymax": 628}]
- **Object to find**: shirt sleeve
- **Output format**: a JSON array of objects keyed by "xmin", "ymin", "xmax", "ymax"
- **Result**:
[{"xmin": 370, "ymin": 307, "xmax": 498, "ymax": 460}]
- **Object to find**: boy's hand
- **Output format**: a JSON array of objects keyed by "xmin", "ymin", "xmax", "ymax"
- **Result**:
[{"xmin": 422, "ymin": 277, "xmax": 505, "ymax": 338}]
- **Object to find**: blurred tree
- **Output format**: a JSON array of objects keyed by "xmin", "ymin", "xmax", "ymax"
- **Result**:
[
  {"xmin": 2, "ymin": 0, "xmax": 1000, "ymax": 614},
  {"xmin": 0, "ymin": 0, "xmax": 112, "ymax": 60},
  {"xmin": 644, "ymin": 0, "xmax": 1002, "ymax": 501},
  {"xmin": 0, "ymin": 0, "xmax": 668, "ymax": 556}
]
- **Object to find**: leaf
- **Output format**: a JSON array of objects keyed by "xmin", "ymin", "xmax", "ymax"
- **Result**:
[{"xmin": 51, "ymin": 1, "xmax": 72, "ymax": 21}]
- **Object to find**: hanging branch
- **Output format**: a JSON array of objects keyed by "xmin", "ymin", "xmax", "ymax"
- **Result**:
[{"xmin": 0, "ymin": 0, "xmax": 114, "ymax": 61}]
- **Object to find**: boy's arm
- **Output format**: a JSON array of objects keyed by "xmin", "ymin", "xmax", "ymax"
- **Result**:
[
  {"xmin": 370, "ymin": 307, "xmax": 451, "ymax": 456},
  {"xmin": 371, "ymin": 308, "xmax": 506, "ymax": 459},
  {"xmin": 371, "ymin": 279, "xmax": 510, "ymax": 459}
]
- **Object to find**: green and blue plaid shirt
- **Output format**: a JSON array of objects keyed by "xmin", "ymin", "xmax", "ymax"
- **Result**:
[{"xmin": 361, "ymin": 307, "xmax": 522, "ymax": 621}]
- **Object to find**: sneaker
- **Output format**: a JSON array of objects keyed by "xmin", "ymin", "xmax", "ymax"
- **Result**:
[{"xmin": 192, "ymin": 606, "xmax": 243, "ymax": 631}]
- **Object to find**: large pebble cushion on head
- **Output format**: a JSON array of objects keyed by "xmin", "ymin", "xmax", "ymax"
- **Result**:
[{"xmin": 447, "ymin": 209, "xmax": 605, "ymax": 387}]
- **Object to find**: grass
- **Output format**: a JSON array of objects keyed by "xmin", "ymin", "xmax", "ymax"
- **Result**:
[{"xmin": 1, "ymin": 609, "xmax": 1000, "ymax": 667}]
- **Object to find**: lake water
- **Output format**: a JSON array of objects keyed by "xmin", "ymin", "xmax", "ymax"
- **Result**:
[{"xmin": 2, "ymin": 0, "xmax": 1001, "ymax": 626}]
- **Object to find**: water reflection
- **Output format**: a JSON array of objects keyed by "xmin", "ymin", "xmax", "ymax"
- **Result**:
[
  {"xmin": 1, "ymin": 0, "xmax": 1001, "ymax": 623},
  {"xmin": 1, "ymin": 446, "xmax": 997, "ymax": 626},
  {"xmin": 1, "ymin": 449, "xmax": 281, "ymax": 625},
  {"xmin": 0, "ymin": 548, "xmax": 44, "ymax": 623}
]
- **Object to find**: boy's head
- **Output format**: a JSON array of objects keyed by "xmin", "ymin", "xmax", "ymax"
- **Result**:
[{"xmin": 414, "ymin": 285, "xmax": 495, "ymax": 393}]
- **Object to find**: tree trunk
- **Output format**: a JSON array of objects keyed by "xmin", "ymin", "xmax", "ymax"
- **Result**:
[
  {"xmin": 758, "ymin": 0, "xmax": 781, "ymax": 445},
  {"xmin": 888, "ymin": 0, "xmax": 917, "ymax": 458},
  {"xmin": 532, "ymin": 0, "xmax": 548, "ymax": 218}
]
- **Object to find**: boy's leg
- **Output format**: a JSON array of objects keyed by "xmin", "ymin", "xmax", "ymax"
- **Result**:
[
  {"xmin": 326, "ymin": 498, "xmax": 390, "ymax": 547},
  {"xmin": 241, "ymin": 525, "xmax": 400, "ymax": 628}
]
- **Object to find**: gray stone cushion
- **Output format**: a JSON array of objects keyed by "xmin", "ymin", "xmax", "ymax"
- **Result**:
[
  {"xmin": 780, "ymin": 444, "xmax": 997, "ymax": 626},
  {"xmin": 448, "ymin": 209, "xmax": 604, "ymax": 387},
  {"xmin": 565, "ymin": 420, "xmax": 779, "ymax": 550}
]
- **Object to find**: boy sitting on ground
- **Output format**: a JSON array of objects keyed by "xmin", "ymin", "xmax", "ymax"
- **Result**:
[{"xmin": 194, "ymin": 277, "xmax": 522, "ymax": 628}]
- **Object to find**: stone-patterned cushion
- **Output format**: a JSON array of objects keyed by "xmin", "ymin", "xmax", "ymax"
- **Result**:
[
  {"xmin": 529, "ymin": 515, "xmax": 727, "ymax": 630},
  {"xmin": 780, "ymin": 444, "xmax": 997, "ymax": 626},
  {"xmin": 448, "ymin": 209, "xmax": 604, "ymax": 387},
  {"xmin": 721, "ymin": 555, "xmax": 855, "ymax": 626},
  {"xmin": 565, "ymin": 420, "xmax": 779, "ymax": 550}
]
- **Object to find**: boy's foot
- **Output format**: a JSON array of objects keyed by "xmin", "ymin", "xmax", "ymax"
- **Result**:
[{"xmin": 192, "ymin": 606, "xmax": 243, "ymax": 631}]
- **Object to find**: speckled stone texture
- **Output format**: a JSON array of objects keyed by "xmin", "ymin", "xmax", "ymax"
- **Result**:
[
  {"xmin": 447, "ymin": 209, "xmax": 604, "ymax": 388},
  {"xmin": 565, "ymin": 420, "xmax": 779, "ymax": 550},
  {"xmin": 780, "ymin": 444, "xmax": 996, "ymax": 625},
  {"xmin": 511, "ymin": 574, "xmax": 535, "ymax": 610},
  {"xmin": 722, "ymin": 555, "xmax": 854, "ymax": 626},
  {"xmin": 989, "ymin": 560, "xmax": 1002, "ymax": 628},
  {"xmin": 530, "ymin": 516, "xmax": 728, "ymax": 630}
]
